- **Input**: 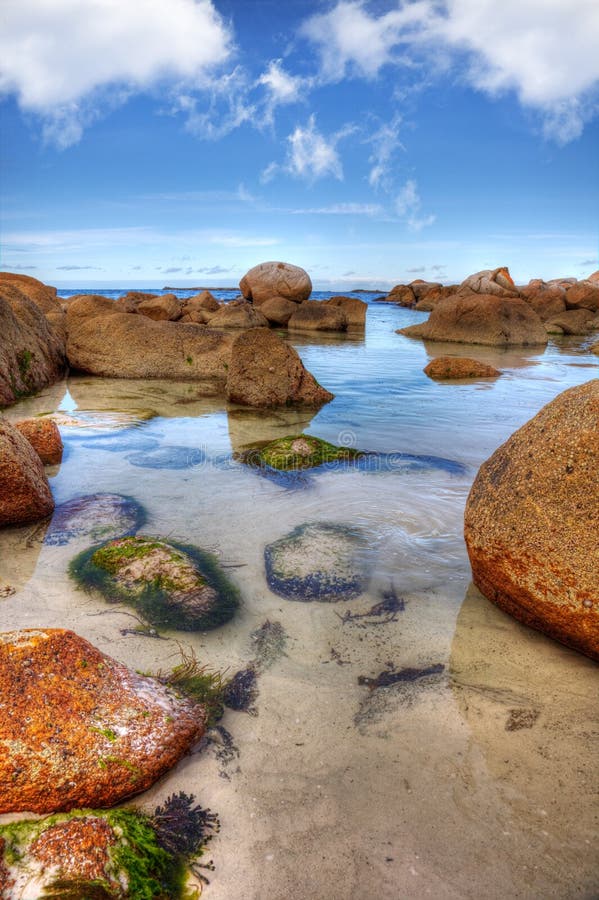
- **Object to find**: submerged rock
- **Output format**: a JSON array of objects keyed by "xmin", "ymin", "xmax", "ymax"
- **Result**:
[
  {"xmin": 238, "ymin": 433, "xmax": 363, "ymax": 471},
  {"xmin": 14, "ymin": 417, "xmax": 63, "ymax": 465},
  {"xmin": 423, "ymin": 357, "xmax": 501, "ymax": 380},
  {"xmin": 0, "ymin": 419, "xmax": 54, "ymax": 526},
  {"xmin": 125, "ymin": 445, "xmax": 206, "ymax": 470},
  {"xmin": 45, "ymin": 493, "xmax": 145, "ymax": 546},
  {"xmin": 464, "ymin": 380, "xmax": 599, "ymax": 660},
  {"xmin": 70, "ymin": 536, "xmax": 239, "ymax": 631},
  {"xmin": 0, "ymin": 629, "xmax": 206, "ymax": 813},
  {"xmin": 265, "ymin": 522, "xmax": 370, "ymax": 602}
]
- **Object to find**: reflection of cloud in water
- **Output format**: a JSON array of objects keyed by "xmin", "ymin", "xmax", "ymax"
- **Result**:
[{"xmin": 449, "ymin": 583, "xmax": 598, "ymax": 892}]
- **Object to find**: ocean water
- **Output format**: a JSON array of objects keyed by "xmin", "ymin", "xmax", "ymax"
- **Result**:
[{"xmin": 1, "ymin": 293, "xmax": 597, "ymax": 899}]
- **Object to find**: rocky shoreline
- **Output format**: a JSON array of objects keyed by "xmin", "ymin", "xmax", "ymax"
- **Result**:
[{"xmin": 0, "ymin": 259, "xmax": 597, "ymax": 896}]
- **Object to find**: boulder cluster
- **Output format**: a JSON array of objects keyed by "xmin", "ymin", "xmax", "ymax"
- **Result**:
[{"xmin": 388, "ymin": 266, "xmax": 599, "ymax": 346}]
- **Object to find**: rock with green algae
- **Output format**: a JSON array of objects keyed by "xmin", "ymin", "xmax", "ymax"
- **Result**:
[
  {"xmin": 70, "ymin": 536, "xmax": 239, "ymax": 631},
  {"xmin": 0, "ymin": 794, "xmax": 219, "ymax": 899},
  {"xmin": 264, "ymin": 522, "xmax": 371, "ymax": 602},
  {"xmin": 239, "ymin": 433, "xmax": 363, "ymax": 471}
]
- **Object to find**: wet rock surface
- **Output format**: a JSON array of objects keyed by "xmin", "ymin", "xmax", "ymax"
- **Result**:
[
  {"xmin": 70, "ymin": 536, "xmax": 240, "ymax": 631},
  {"xmin": 0, "ymin": 419, "xmax": 54, "ymax": 526},
  {"xmin": 14, "ymin": 417, "xmax": 63, "ymax": 465},
  {"xmin": 0, "ymin": 629, "xmax": 206, "ymax": 814},
  {"xmin": 264, "ymin": 522, "xmax": 370, "ymax": 602},
  {"xmin": 423, "ymin": 356, "xmax": 501, "ymax": 380},
  {"xmin": 464, "ymin": 379, "xmax": 599, "ymax": 660}
]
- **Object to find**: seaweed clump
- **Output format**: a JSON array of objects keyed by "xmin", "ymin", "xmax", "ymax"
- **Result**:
[
  {"xmin": 239, "ymin": 433, "xmax": 364, "ymax": 472},
  {"xmin": 69, "ymin": 536, "xmax": 240, "ymax": 632},
  {"xmin": 0, "ymin": 798, "xmax": 219, "ymax": 900}
]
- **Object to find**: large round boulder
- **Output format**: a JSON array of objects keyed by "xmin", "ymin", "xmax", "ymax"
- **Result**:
[
  {"xmin": 398, "ymin": 294, "xmax": 548, "ymax": 346},
  {"xmin": 464, "ymin": 380, "xmax": 599, "ymax": 660},
  {"xmin": 14, "ymin": 418, "xmax": 63, "ymax": 465},
  {"xmin": 225, "ymin": 328, "xmax": 334, "ymax": 408},
  {"xmin": 563, "ymin": 281, "xmax": 599, "ymax": 312},
  {"xmin": 66, "ymin": 294, "xmax": 233, "ymax": 383},
  {"xmin": 240, "ymin": 261, "xmax": 312, "ymax": 306},
  {"xmin": 259, "ymin": 295, "xmax": 298, "ymax": 326},
  {"xmin": 0, "ymin": 419, "xmax": 54, "ymax": 526},
  {"xmin": 0, "ymin": 629, "xmax": 206, "ymax": 813},
  {"xmin": 0, "ymin": 282, "xmax": 66, "ymax": 407}
]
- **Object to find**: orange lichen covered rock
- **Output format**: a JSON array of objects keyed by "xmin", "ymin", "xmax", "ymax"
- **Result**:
[
  {"xmin": 464, "ymin": 380, "xmax": 599, "ymax": 660},
  {"xmin": 424, "ymin": 357, "xmax": 501, "ymax": 379},
  {"xmin": 0, "ymin": 419, "xmax": 54, "ymax": 526},
  {"xmin": 14, "ymin": 418, "xmax": 63, "ymax": 465},
  {"xmin": 30, "ymin": 816, "xmax": 118, "ymax": 885},
  {"xmin": 0, "ymin": 629, "xmax": 206, "ymax": 814}
]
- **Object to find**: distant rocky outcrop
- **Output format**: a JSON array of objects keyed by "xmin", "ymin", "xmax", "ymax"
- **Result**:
[
  {"xmin": 0, "ymin": 628, "xmax": 206, "ymax": 813},
  {"xmin": 226, "ymin": 328, "xmax": 334, "ymax": 408},
  {"xmin": 0, "ymin": 419, "xmax": 54, "ymax": 526},
  {"xmin": 399, "ymin": 294, "xmax": 548, "ymax": 346},
  {"xmin": 464, "ymin": 380, "xmax": 599, "ymax": 661},
  {"xmin": 424, "ymin": 357, "xmax": 501, "ymax": 380},
  {"xmin": 240, "ymin": 261, "xmax": 312, "ymax": 306},
  {"xmin": 0, "ymin": 280, "xmax": 66, "ymax": 407}
]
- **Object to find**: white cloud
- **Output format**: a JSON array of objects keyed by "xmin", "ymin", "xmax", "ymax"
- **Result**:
[
  {"xmin": 367, "ymin": 114, "xmax": 405, "ymax": 189},
  {"xmin": 301, "ymin": 0, "xmax": 599, "ymax": 142},
  {"xmin": 301, "ymin": 0, "xmax": 434, "ymax": 82},
  {"xmin": 258, "ymin": 59, "xmax": 306, "ymax": 105},
  {"xmin": 0, "ymin": 0, "xmax": 233, "ymax": 145},
  {"xmin": 395, "ymin": 179, "xmax": 435, "ymax": 231},
  {"xmin": 291, "ymin": 203, "xmax": 384, "ymax": 215},
  {"xmin": 285, "ymin": 115, "xmax": 346, "ymax": 182}
]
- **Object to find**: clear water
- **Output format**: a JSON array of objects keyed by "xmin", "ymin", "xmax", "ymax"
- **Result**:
[{"xmin": 1, "ymin": 294, "xmax": 597, "ymax": 899}]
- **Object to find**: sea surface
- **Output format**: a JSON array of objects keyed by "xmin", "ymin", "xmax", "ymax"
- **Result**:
[{"xmin": 1, "ymin": 291, "xmax": 597, "ymax": 899}]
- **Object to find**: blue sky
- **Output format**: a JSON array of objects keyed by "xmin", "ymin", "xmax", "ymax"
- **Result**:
[{"xmin": 1, "ymin": 0, "xmax": 598, "ymax": 289}]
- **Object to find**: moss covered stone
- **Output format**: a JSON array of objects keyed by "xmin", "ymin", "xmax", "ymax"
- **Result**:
[
  {"xmin": 70, "ymin": 536, "xmax": 239, "ymax": 631},
  {"xmin": 239, "ymin": 433, "xmax": 363, "ymax": 471},
  {"xmin": 264, "ymin": 522, "xmax": 371, "ymax": 602},
  {"xmin": 0, "ymin": 799, "xmax": 217, "ymax": 899}
]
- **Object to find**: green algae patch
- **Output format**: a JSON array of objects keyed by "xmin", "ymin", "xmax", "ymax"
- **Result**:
[
  {"xmin": 0, "ymin": 796, "xmax": 219, "ymax": 899},
  {"xmin": 69, "ymin": 536, "xmax": 239, "ymax": 632},
  {"xmin": 239, "ymin": 433, "xmax": 364, "ymax": 471}
]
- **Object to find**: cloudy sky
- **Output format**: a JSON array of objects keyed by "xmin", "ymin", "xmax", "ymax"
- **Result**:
[{"xmin": 1, "ymin": 0, "xmax": 598, "ymax": 288}]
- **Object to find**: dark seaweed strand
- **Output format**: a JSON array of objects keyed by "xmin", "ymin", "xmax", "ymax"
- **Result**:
[{"xmin": 69, "ymin": 540, "xmax": 240, "ymax": 632}]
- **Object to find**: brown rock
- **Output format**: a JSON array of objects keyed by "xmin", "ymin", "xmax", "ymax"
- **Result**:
[
  {"xmin": 0, "ymin": 282, "xmax": 66, "ymax": 407},
  {"xmin": 324, "ymin": 295, "xmax": 367, "ymax": 328},
  {"xmin": 399, "ymin": 294, "xmax": 548, "ymax": 346},
  {"xmin": 180, "ymin": 310, "xmax": 210, "ymax": 324},
  {"xmin": 564, "ymin": 282, "xmax": 599, "ymax": 312},
  {"xmin": 115, "ymin": 291, "xmax": 158, "ymax": 313},
  {"xmin": 591, "ymin": 341, "xmax": 599, "ymax": 355},
  {"xmin": 137, "ymin": 293, "xmax": 182, "ymax": 321},
  {"xmin": 414, "ymin": 285, "xmax": 456, "ymax": 312},
  {"xmin": 66, "ymin": 294, "xmax": 233, "ymax": 383},
  {"xmin": 288, "ymin": 300, "xmax": 347, "ymax": 332},
  {"xmin": 545, "ymin": 308, "xmax": 596, "ymax": 334},
  {"xmin": 464, "ymin": 380, "xmax": 599, "ymax": 660},
  {"xmin": 0, "ymin": 272, "xmax": 66, "ymax": 344},
  {"xmin": 587, "ymin": 269, "xmax": 599, "ymax": 285},
  {"xmin": 208, "ymin": 298, "xmax": 269, "ymax": 329},
  {"xmin": 0, "ymin": 419, "xmax": 54, "ymax": 526},
  {"xmin": 14, "ymin": 418, "xmax": 63, "ymax": 465},
  {"xmin": 183, "ymin": 290, "xmax": 220, "ymax": 313},
  {"xmin": 410, "ymin": 280, "xmax": 443, "ymax": 300},
  {"xmin": 386, "ymin": 284, "xmax": 416, "ymax": 306},
  {"xmin": 0, "ymin": 628, "xmax": 206, "ymax": 813},
  {"xmin": 30, "ymin": 816, "xmax": 118, "ymax": 887},
  {"xmin": 260, "ymin": 295, "xmax": 298, "ymax": 326},
  {"xmin": 458, "ymin": 267, "xmax": 519, "ymax": 298},
  {"xmin": 240, "ymin": 261, "xmax": 312, "ymax": 306},
  {"xmin": 519, "ymin": 283, "xmax": 567, "ymax": 320},
  {"xmin": 226, "ymin": 328, "xmax": 334, "ymax": 408},
  {"xmin": 424, "ymin": 356, "xmax": 501, "ymax": 379}
]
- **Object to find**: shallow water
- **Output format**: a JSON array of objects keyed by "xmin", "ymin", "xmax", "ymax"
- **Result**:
[{"xmin": 1, "ymin": 295, "xmax": 598, "ymax": 899}]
